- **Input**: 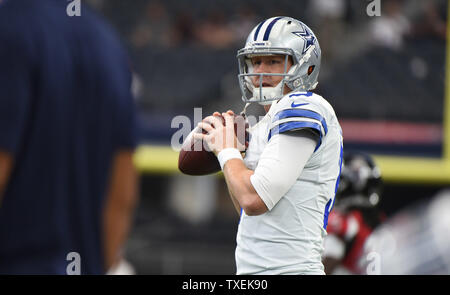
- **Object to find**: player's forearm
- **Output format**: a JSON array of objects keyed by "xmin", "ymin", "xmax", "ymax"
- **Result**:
[
  {"xmin": 0, "ymin": 150, "xmax": 13, "ymax": 205},
  {"xmin": 102, "ymin": 151, "xmax": 138, "ymax": 272},
  {"xmin": 103, "ymin": 201, "xmax": 135, "ymax": 270},
  {"xmin": 226, "ymin": 186, "xmax": 242, "ymax": 216},
  {"xmin": 223, "ymin": 159, "xmax": 267, "ymax": 216}
]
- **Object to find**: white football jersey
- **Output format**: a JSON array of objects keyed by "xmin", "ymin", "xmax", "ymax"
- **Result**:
[{"xmin": 236, "ymin": 91, "xmax": 343, "ymax": 275}]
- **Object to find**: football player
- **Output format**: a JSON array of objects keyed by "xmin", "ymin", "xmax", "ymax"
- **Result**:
[
  {"xmin": 322, "ymin": 152, "xmax": 385, "ymax": 274},
  {"xmin": 194, "ymin": 16, "xmax": 343, "ymax": 275}
]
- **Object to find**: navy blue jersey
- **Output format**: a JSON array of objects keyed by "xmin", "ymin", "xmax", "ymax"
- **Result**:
[{"xmin": 0, "ymin": 0, "xmax": 137, "ymax": 274}]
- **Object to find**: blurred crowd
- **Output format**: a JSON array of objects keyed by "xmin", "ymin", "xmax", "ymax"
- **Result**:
[
  {"xmin": 85, "ymin": 0, "xmax": 447, "ymax": 58},
  {"xmin": 128, "ymin": 1, "xmax": 258, "ymax": 50},
  {"xmin": 79, "ymin": 0, "xmax": 448, "ymax": 123}
]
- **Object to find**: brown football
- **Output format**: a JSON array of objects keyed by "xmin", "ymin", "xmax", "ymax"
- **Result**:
[{"xmin": 178, "ymin": 114, "xmax": 249, "ymax": 175}]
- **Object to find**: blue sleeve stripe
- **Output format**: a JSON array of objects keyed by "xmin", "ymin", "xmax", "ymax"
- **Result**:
[
  {"xmin": 268, "ymin": 121, "xmax": 323, "ymax": 151},
  {"xmin": 273, "ymin": 109, "xmax": 328, "ymax": 135},
  {"xmin": 323, "ymin": 143, "xmax": 343, "ymax": 230}
]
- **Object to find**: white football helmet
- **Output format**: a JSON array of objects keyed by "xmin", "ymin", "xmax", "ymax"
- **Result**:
[{"xmin": 237, "ymin": 16, "xmax": 321, "ymax": 105}]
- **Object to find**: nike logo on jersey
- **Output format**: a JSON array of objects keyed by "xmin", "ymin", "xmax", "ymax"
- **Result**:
[{"xmin": 291, "ymin": 102, "xmax": 310, "ymax": 108}]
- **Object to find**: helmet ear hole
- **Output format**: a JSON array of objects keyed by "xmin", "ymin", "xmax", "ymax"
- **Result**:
[{"xmin": 307, "ymin": 65, "xmax": 315, "ymax": 75}]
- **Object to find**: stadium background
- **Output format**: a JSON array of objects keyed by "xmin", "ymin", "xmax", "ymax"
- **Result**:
[{"xmin": 84, "ymin": 0, "xmax": 448, "ymax": 274}]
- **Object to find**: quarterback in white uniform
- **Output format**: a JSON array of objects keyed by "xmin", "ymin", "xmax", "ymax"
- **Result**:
[{"xmin": 194, "ymin": 16, "xmax": 343, "ymax": 275}]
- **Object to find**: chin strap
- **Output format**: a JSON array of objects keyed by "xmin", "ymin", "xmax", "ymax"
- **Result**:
[{"xmin": 240, "ymin": 102, "xmax": 251, "ymax": 117}]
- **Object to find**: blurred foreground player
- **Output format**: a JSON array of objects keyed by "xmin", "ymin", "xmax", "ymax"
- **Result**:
[
  {"xmin": 194, "ymin": 17, "xmax": 343, "ymax": 274},
  {"xmin": 322, "ymin": 152, "xmax": 385, "ymax": 275},
  {"xmin": 0, "ymin": 0, "xmax": 138, "ymax": 274},
  {"xmin": 360, "ymin": 189, "xmax": 450, "ymax": 275}
]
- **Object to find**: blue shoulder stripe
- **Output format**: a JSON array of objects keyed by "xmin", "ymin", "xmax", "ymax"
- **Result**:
[
  {"xmin": 268, "ymin": 121, "xmax": 323, "ymax": 151},
  {"xmin": 273, "ymin": 109, "xmax": 328, "ymax": 135},
  {"xmin": 289, "ymin": 92, "xmax": 313, "ymax": 98}
]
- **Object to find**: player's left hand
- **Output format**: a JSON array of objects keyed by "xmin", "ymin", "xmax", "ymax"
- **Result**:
[{"xmin": 193, "ymin": 110, "xmax": 238, "ymax": 156}]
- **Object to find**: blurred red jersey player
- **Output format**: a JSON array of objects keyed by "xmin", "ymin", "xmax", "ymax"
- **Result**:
[{"xmin": 322, "ymin": 152, "xmax": 386, "ymax": 274}]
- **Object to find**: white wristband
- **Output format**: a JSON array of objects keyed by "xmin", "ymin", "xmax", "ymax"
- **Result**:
[{"xmin": 217, "ymin": 148, "xmax": 243, "ymax": 170}]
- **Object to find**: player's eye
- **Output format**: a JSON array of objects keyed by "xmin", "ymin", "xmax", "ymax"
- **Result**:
[{"xmin": 252, "ymin": 59, "xmax": 261, "ymax": 66}]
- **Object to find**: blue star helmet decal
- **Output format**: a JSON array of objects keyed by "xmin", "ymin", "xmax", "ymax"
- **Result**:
[{"xmin": 292, "ymin": 25, "xmax": 319, "ymax": 58}]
